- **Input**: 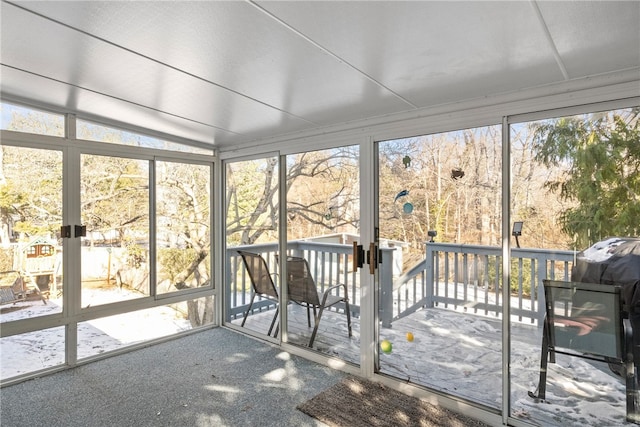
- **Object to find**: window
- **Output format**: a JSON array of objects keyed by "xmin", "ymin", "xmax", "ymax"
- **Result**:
[
  {"xmin": 77, "ymin": 119, "xmax": 213, "ymax": 155},
  {"xmin": 0, "ymin": 102, "xmax": 64, "ymax": 137}
]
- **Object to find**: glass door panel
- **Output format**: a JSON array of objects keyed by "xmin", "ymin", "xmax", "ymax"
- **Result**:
[
  {"xmin": 0, "ymin": 145, "xmax": 63, "ymax": 320},
  {"xmin": 225, "ymin": 157, "xmax": 280, "ymax": 338},
  {"xmin": 376, "ymin": 126, "xmax": 502, "ymax": 410},
  {"xmin": 0, "ymin": 144, "xmax": 64, "ymax": 381},
  {"xmin": 155, "ymin": 160, "xmax": 211, "ymax": 295},
  {"xmin": 285, "ymin": 146, "xmax": 360, "ymax": 365},
  {"xmin": 509, "ymin": 108, "xmax": 639, "ymax": 425},
  {"xmin": 80, "ymin": 154, "xmax": 150, "ymax": 308}
]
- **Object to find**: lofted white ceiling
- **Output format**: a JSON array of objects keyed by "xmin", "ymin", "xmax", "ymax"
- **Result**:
[{"xmin": 1, "ymin": 0, "xmax": 639, "ymax": 150}]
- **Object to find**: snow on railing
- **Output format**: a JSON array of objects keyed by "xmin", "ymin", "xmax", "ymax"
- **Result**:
[
  {"xmin": 226, "ymin": 241, "xmax": 576, "ymax": 327},
  {"xmin": 388, "ymin": 243, "xmax": 576, "ymax": 325}
]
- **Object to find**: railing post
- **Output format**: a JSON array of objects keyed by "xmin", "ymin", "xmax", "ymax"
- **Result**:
[
  {"xmin": 289, "ymin": 240, "xmax": 304, "ymax": 259},
  {"xmin": 380, "ymin": 247, "xmax": 394, "ymax": 328},
  {"xmin": 425, "ymin": 243, "xmax": 435, "ymax": 308},
  {"xmin": 534, "ymin": 254, "xmax": 546, "ymax": 324}
]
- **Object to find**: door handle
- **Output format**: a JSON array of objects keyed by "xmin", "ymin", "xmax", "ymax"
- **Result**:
[
  {"xmin": 368, "ymin": 243, "xmax": 376, "ymax": 274},
  {"xmin": 366, "ymin": 243, "xmax": 382, "ymax": 274},
  {"xmin": 74, "ymin": 225, "xmax": 87, "ymax": 238},
  {"xmin": 353, "ymin": 242, "xmax": 364, "ymax": 270},
  {"xmin": 61, "ymin": 225, "xmax": 87, "ymax": 238},
  {"xmin": 61, "ymin": 225, "xmax": 71, "ymax": 238}
]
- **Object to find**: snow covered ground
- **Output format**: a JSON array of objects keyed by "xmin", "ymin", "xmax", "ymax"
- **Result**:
[
  {"xmin": 2, "ymin": 287, "xmax": 636, "ymax": 426},
  {"xmin": 377, "ymin": 307, "xmax": 633, "ymax": 427},
  {"xmin": 243, "ymin": 299, "xmax": 635, "ymax": 427},
  {"xmin": 1, "ymin": 287, "xmax": 192, "ymax": 379}
]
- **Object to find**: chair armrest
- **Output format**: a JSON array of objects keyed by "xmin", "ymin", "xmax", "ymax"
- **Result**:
[{"xmin": 320, "ymin": 283, "xmax": 349, "ymax": 303}]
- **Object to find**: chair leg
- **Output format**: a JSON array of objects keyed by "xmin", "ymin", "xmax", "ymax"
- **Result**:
[
  {"xmin": 307, "ymin": 295, "xmax": 353, "ymax": 347},
  {"xmin": 241, "ymin": 293, "xmax": 257, "ymax": 327},
  {"xmin": 268, "ymin": 306, "xmax": 279, "ymax": 337},
  {"xmin": 625, "ymin": 360, "xmax": 639, "ymax": 423},
  {"xmin": 529, "ymin": 319, "xmax": 550, "ymax": 400},
  {"xmin": 344, "ymin": 298, "xmax": 352, "ymax": 337},
  {"xmin": 309, "ymin": 304, "xmax": 325, "ymax": 348},
  {"xmin": 624, "ymin": 318, "xmax": 640, "ymax": 423},
  {"xmin": 306, "ymin": 304, "xmax": 312, "ymax": 328},
  {"xmin": 312, "ymin": 306, "xmax": 317, "ymax": 326}
]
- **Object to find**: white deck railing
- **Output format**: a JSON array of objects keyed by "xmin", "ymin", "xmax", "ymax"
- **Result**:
[
  {"xmin": 389, "ymin": 243, "xmax": 576, "ymax": 326},
  {"xmin": 226, "ymin": 241, "xmax": 576, "ymax": 327}
]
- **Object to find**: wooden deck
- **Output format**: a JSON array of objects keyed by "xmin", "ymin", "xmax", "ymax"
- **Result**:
[
  {"xmin": 231, "ymin": 303, "xmax": 634, "ymax": 427},
  {"xmin": 231, "ymin": 302, "xmax": 360, "ymax": 364}
]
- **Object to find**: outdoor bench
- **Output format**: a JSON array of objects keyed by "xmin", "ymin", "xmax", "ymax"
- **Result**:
[{"xmin": 0, "ymin": 270, "xmax": 48, "ymax": 305}]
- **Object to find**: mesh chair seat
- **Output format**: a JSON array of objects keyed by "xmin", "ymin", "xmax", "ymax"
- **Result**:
[
  {"xmin": 237, "ymin": 251, "xmax": 280, "ymax": 337},
  {"xmin": 284, "ymin": 255, "xmax": 352, "ymax": 347}
]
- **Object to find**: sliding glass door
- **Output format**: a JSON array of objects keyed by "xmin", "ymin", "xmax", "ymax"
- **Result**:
[
  {"xmin": 0, "ymin": 144, "xmax": 65, "ymax": 378},
  {"xmin": 80, "ymin": 154, "xmax": 150, "ymax": 308},
  {"xmin": 508, "ymin": 107, "xmax": 640, "ymax": 426},
  {"xmin": 375, "ymin": 125, "xmax": 503, "ymax": 410},
  {"xmin": 225, "ymin": 156, "xmax": 280, "ymax": 339},
  {"xmin": 1, "ymin": 105, "xmax": 215, "ymax": 383},
  {"xmin": 284, "ymin": 146, "xmax": 360, "ymax": 365}
]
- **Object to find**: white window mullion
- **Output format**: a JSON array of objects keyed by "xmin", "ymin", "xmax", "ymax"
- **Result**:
[
  {"xmin": 501, "ymin": 116, "xmax": 511, "ymax": 424},
  {"xmin": 149, "ymin": 159, "xmax": 157, "ymax": 297},
  {"xmin": 63, "ymin": 141, "xmax": 81, "ymax": 368},
  {"xmin": 359, "ymin": 136, "xmax": 376, "ymax": 378},
  {"xmin": 213, "ymin": 157, "xmax": 222, "ymax": 327}
]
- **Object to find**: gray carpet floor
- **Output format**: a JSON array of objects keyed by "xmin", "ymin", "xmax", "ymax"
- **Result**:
[{"xmin": 0, "ymin": 328, "xmax": 345, "ymax": 427}]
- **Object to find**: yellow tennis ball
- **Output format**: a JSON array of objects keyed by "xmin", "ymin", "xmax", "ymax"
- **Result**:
[
  {"xmin": 380, "ymin": 339, "xmax": 392, "ymax": 354},
  {"xmin": 406, "ymin": 332, "xmax": 414, "ymax": 342}
]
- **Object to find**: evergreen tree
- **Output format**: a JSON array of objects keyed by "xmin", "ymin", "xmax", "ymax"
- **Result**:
[{"xmin": 533, "ymin": 108, "xmax": 640, "ymax": 248}]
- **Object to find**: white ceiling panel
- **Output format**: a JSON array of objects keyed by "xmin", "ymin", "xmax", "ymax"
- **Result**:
[
  {"xmin": 1, "ymin": 1, "xmax": 638, "ymax": 149},
  {"xmin": 1, "ymin": 3, "xmax": 317, "ymax": 141},
  {"xmin": 257, "ymin": 1, "xmax": 566, "ymax": 108},
  {"xmin": 537, "ymin": 1, "xmax": 640, "ymax": 77},
  {"xmin": 7, "ymin": 1, "xmax": 414, "ymax": 126},
  {"xmin": 1, "ymin": 66, "xmax": 225, "ymax": 144}
]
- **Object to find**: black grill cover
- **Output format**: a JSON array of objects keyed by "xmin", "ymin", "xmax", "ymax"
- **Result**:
[{"xmin": 571, "ymin": 237, "xmax": 640, "ymax": 312}]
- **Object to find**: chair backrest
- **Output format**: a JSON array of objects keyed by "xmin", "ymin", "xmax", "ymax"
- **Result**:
[
  {"xmin": 543, "ymin": 279, "xmax": 623, "ymax": 360},
  {"xmin": 285, "ymin": 256, "xmax": 321, "ymax": 306},
  {"xmin": 237, "ymin": 251, "xmax": 278, "ymax": 298}
]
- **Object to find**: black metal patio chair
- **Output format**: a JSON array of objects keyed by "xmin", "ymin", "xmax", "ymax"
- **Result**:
[
  {"xmin": 237, "ymin": 251, "xmax": 280, "ymax": 337},
  {"xmin": 528, "ymin": 280, "xmax": 639, "ymax": 424},
  {"xmin": 283, "ymin": 255, "xmax": 352, "ymax": 347}
]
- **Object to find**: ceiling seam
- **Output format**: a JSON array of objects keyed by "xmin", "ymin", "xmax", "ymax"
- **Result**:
[
  {"xmin": 0, "ymin": 63, "xmax": 242, "ymax": 137},
  {"xmin": 4, "ymin": 0, "xmax": 320, "ymax": 127},
  {"xmin": 248, "ymin": 0, "xmax": 419, "ymax": 110},
  {"xmin": 529, "ymin": 0, "xmax": 570, "ymax": 81}
]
